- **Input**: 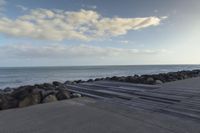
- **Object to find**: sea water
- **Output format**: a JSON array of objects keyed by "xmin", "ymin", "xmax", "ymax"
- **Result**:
[{"xmin": 0, "ymin": 65, "xmax": 200, "ymax": 89}]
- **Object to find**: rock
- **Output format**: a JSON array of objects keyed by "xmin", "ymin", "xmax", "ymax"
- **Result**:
[
  {"xmin": 45, "ymin": 83, "xmax": 56, "ymax": 90},
  {"xmin": 94, "ymin": 78, "xmax": 101, "ymax": 81},
  {"xmin": 125, "ymin": 76, "xmax": 137, "ymax": 83},
  {"xmin": 74, "ymin": 80, "xmax": 83, "ymax": 83},
  {"xmin": 0, "ymin": 94, "xmax": 18, "ymax": 110},
  {"xmin": 99, "ymin": 78, "xmax": 105, "ymax": 80},
  {"xmin": 134, "ymin": 75, "xmax": 140, "ymax": 78},
  {"xmin": 0, "ymin": 90, "xmax": 3, "ymax": 94},
  {"xmin": 18, "ymin": 93, "xmax": 42, "ymax": 108},
  {"xmin": 64, "ymin": 81, "xmax": 73, "ymax": 84},
  {"xmin": 56, "ymin": 90, "xmax": 71, "ymax": 100},
  {"xmin": 71, "ymin": 81, "xmax": 76, "ymax": 84},
  {"xmin": 52, "ymin": 81, "xmax": 63, "ymax": 86},
  {"xmin": 72, "ymin": 93, "xmax": 82, "ymax": 98},
  {"xmin": 36, "ymin": 83, "xmax": 55, "ymax": 90},
  {"xmin": 3, "ymin": 87, "xmax": 13, "ymax": 94},
  {"xmin": 105, "ymin": 77, "xmax": 111, "ymax": 80},
  {"xmin": 42, "ymin": 95, "xmax": 57, "ymax": 103},
  {"xmin": 87, "ymin": 79, "xmax": 93, "ymax": 82},
  {"xmin": 155, "ymin": 80, "xmax": 163, "ymax": 84},
  {"xmin": 11, "ymin": 86, "xmax": 36, "ymax": 100},
  {"xmin": 118, "ymin": 77, "xmax": 126, "ymax": 82},
  {"xmin": 146, "ymin": 77, "xmax": 154, "ymax": 84},
  {"xmin": 110, "ymin": 76, "xmax": 119, "ymax": 80},
  {"xmin": 183, "ymin": 75, "xmax": 188, "ymax": 79},
  {"xmin": 41, "ymin": 90, "xmax": 58, "ymax": 98}
]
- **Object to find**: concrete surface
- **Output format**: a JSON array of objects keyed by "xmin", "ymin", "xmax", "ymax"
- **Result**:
[{"xmin": 0, "ymin": 77, "xmax": 200, "ymax": 133}]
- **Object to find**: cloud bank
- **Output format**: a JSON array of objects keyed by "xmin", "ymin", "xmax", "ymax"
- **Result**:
[
  {"xmin": 0, "ymin": 9, "xmax": 166, "ymax": 41},
  {"xmin": 0, "ymin": 44, "xmax": 169, "ymax": 59}
]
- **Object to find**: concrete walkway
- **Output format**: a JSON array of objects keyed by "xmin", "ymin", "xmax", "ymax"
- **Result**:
[{"xmin": 0, "ymin": 78, "xmax": 200, "ymax": 133}]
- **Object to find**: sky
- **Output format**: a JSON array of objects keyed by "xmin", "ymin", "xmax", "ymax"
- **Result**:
[{"xmin": 0, "ymin": 0, "xmax": 200, "ymax": 67}]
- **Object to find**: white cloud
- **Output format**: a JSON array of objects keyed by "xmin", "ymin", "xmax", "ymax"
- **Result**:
[
  {"xmin": 82, "ymin": 4, "xmax": 97, "ymax": 9},
  {"xmin": 0, "ymin": 44, "xmax": 170, "ymax": 59},
  {"xmin": 16, "ymin": 5, "xmax": 28, "ymax": 11},
  {"xmin": 161, "ymin": 16, "xmax": 168, "ymax": 20},
  {"xmin": 120, "ymin": 40, "xmax": 129, "ymax": 44},
  {"xmin": 0, "ymin": 9, "xmax": 167, "ymax": 41}
]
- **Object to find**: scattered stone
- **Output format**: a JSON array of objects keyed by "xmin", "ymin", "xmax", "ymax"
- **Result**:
[
  {"xmin": 41, "ymin": 90, "xmax": 58, "ymax": 98},
  {"xmin": 0, "ymin": 83, "xmax": 73, "ymax": 111},
  {"xmin": 18, "ymin": 93, "xmax": 41, "ymax": 108},
  {"xmin": 105, "ymin": 77, "xmax": 110, "ymax": 80},
  {"xmin": 56, "ymin": 90, "xmax": 71, "ymax": 100},
  {"xmin": 52, "ymin": 81, "xmax": 63, "ymax": 86},
  {"xmin": 0, "ymin": 90, "xmax": 3, "ymax": 94},
  {"xmin": 3, "ymin": 87, "xmax": 13, "ymax": 93},
  {"xmin": 75, "ymin": 80, "xmax": 83, "ymax": 83},
  {"xmin": 40, "ymin": 83, "xmax": 55, "ymax": 90},
  {"xmin": 87, "ymin": 79, "xmax": 93, "ymax": 82},
  {"xmin": 155, "ymin": 80, "xmax": 163, "ymax": 85},
  {"xmin": 0, "ymin": 94, "xmax": 18, "ymax": 110},
  {"xmin": 72, "ymin": 93, "xmax": 82, "ymax": 98},
  {"xmin": 146, "ymin": 77, "xmax": 154, "ymax": 84},
  {"xmin": 42, "ymin": 95, "xmax": 58, "ymax": 103},
  {"xmin": 64, "ymin": 81, "xmax": 73, "ymax": 84},
  {"xmin": 11, "ymin": 86, "xmax": 35, "ymax": 100}
]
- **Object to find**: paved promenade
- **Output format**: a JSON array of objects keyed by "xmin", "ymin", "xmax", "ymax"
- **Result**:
[{"xmin": 0, "ymin": 78, "xmax": 200, "ymax": 133}]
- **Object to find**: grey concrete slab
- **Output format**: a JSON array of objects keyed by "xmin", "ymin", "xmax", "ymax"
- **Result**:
[
  {"xmin": 0, "ymin": 98, "xmax": 173, "ymax": 133},
  {"xmin": 161, "ymin": 77, "xmax": 200, "ymax": 89}
]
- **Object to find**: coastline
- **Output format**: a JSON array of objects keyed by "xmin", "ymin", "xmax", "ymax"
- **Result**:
[
  {"xmin": 1, "ymin": 64, "xmax": 200, "ymax": 89},
  {"xmin": 1, "ymin": 69, "xmax": 200, "ymax": 111}
]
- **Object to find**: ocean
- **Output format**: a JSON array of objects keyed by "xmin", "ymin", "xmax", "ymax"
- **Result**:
[{"xmin": 0, "ymin": 65, "xmax": 200, "ymax": 89}]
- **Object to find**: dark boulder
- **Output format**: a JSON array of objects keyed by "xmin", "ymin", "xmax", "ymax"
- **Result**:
[
  {"xmin": 18, "ymin": 92, "xmax": 42, "ymax": 108},
  {"xmin": 117, "ymin": 77, "xmax": 126, "ymax": 82},
  {"xmin": 155, "ymin": 80, "xmax": 163, "ymax": 85},
  {"xmin": 35, "ymin": 83, "xmax": 55, "ymax": 90},
  {"xmin": 94, "ymin": 78, "xmax": 101, "ymax": 81},
  {"xmin": 110, "ymin": 76, "xmax": 119, "ymax": 81},
  {"xmin": 74, "ymin": 80, "xmax": 82, "ymax": 84},
  {"xmin": 3, "ymin": 87, "xmax": 13, "ymax": 94},
  {"xmin": 11, "ymin": 85, "xmax": 36, "ymax": 100},
  {"xmin": 64, "ymin": 81, "xmax": 73, "ymax": 84},
  {"xmin": 72, "ymin": 93, "xmax": 82, "ymax": 98},
  {"xmin": 146, "ymin": 77, "xmax": 155, "ymax": 84},
  {"xmin": 42, "ymin": 94, "xmax": 58, "ymax": 103},
  {"xmin": 87, "ymin": 79, "xmax": 93, "ymax": 82},
  {"xmin": 0, "ymin": 94, "xmax": 18, "ymax": 110},
  {"xmin": 56, "ymin": 90, "xmax": 71, "ymax": 100},
  {"xmin": 52, "ymin": 81, "xmax": 63, "ymax": 86},
  {"xmin": 105, "ymin": 77, "xmax": 111, "ymax": 80}
]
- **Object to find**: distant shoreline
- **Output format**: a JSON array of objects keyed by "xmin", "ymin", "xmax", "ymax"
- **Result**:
[{"xmin": 1, "ymin": 64, "xmax": 200, "ymax": 68}]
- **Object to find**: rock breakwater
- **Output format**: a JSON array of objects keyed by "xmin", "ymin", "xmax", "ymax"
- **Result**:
[{"xmin": 1, "ymin": 69, "xmax": 200, "ymax": 111}]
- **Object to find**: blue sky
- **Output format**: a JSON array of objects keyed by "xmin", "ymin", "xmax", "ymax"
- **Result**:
[{"xmin": 0, "ymin": 0, "xmax": 200, "ymax": 66}]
